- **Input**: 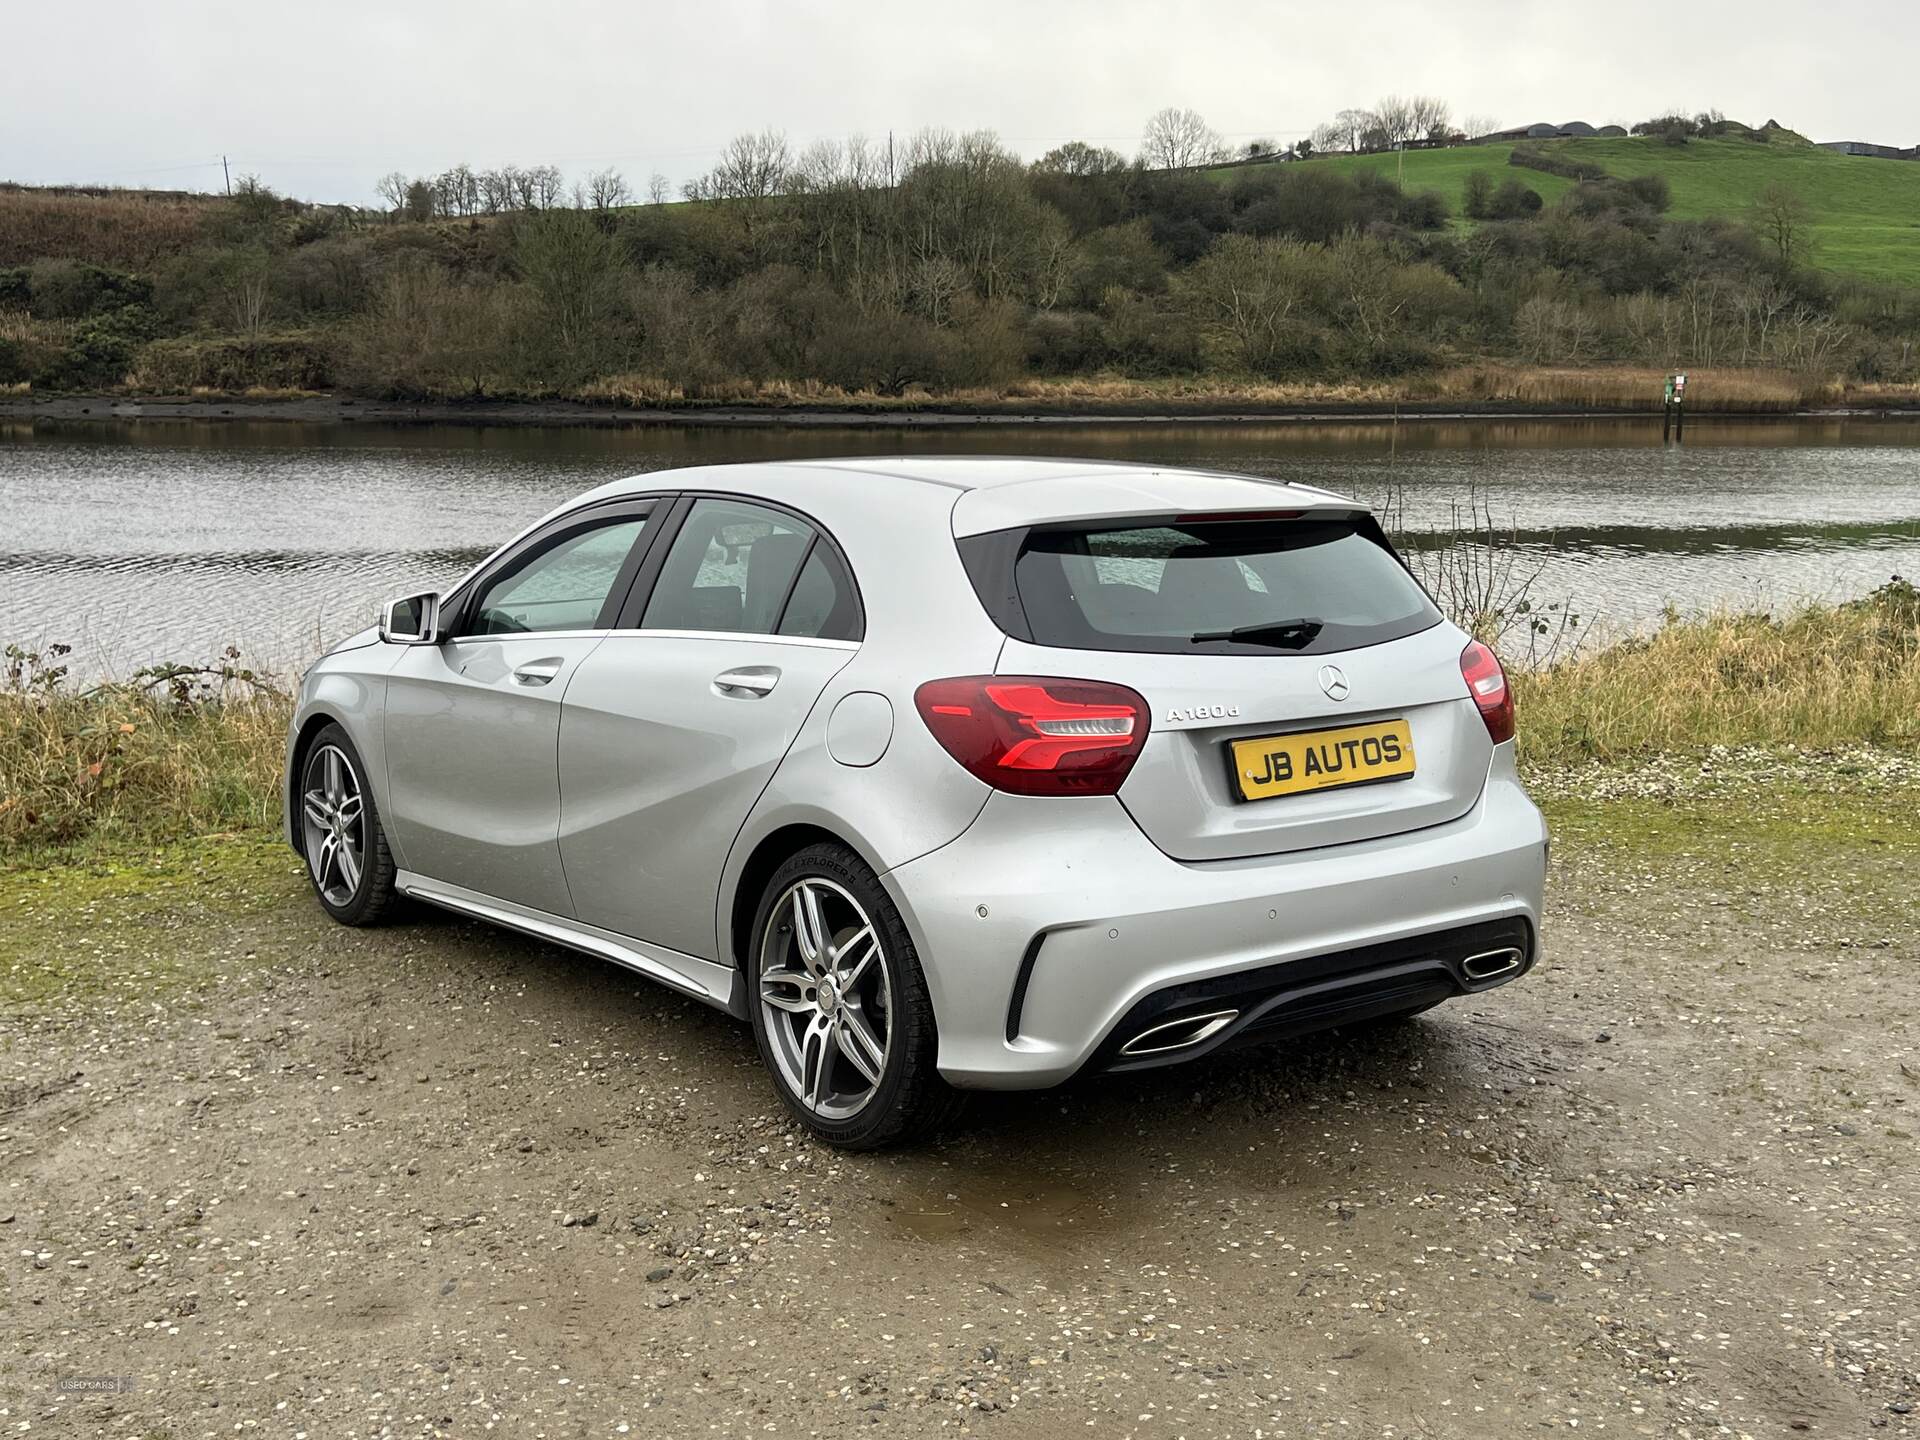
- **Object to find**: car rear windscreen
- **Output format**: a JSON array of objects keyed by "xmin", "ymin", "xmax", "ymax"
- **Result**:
[{"xmin": 1007, "ymin": 517, "xmax": 1441, "ymax": 656}]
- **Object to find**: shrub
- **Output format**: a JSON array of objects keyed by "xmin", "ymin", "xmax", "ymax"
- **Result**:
[
  {"xmin": 1489, "ymin": 180, "xmax": 1544, "ymax": 219},
  {"xmin": 1623, "ymin": 174, "xmax": 1672, "ymax": 213},
  {"xmin": 1068, "ymin": 220, "xmax": 1168, "ymax": 307},
  {"xmin": 1508, "ymin": 146, "xmax": 1608, "ymax": 182},
  {"xmin": 341, "ymin": 264, "xmax": 515, "ymax": 397},
  {"xmin": 1463, "ymin": 170, "xmax": 1494, "ymax": 220},
  {"xmin": 129, "ymin": 333, "xmax": 335, "ymax": 392},
  {"xmin": 22, "ymin": 259, "xmax": 153, "ymax": 318}
]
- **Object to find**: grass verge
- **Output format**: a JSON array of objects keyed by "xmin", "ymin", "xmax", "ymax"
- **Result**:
[
  {"xmin": 2, "ymin": 585, "xmax": 1915, "ymax": 860},
  {"xmin": 1514, "ymin": 580, "xmax": 1920, "ymax": 764}
]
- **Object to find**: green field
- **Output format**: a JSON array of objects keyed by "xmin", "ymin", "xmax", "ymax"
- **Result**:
[{"xmin": 1274, "ymin": 137, "xmax": 1920, "ymax": 284}]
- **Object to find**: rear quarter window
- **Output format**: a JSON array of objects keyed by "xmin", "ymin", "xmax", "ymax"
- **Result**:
[{"xmin": 967, "ymin": 516, "xmax": 1441, "ymax": 656}]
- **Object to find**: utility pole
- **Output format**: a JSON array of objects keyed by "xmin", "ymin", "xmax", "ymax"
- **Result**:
[{"xmin": 222, "ymin": 155, "xmax": 231, "ymax": 195}]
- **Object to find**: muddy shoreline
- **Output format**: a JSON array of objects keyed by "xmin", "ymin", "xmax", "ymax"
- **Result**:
[
  {"xmin": 5, "ymin": 772, "xmax": 1918, "ymax": 1437},
  {"xmin": 7, "ymin": 391, "xmax": 1916, "ymax": 430}
]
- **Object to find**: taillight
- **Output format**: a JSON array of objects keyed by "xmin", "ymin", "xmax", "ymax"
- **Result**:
[
  {"xmin": 913, "ymin": 676, "xmax": 1150, "ymax": 796},
  {"xmin": 1459, "ymin": 640, "xmax": 1514, "ymax": 744}
]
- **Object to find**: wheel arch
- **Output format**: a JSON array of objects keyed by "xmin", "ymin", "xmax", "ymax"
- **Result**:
[
  {"xmin": 722, "ymin": 821, "xmax": 885, "ymax": 972},
  {"xmin": 284, "ymin": 709, "xmax": 346, "ymax": 852}
]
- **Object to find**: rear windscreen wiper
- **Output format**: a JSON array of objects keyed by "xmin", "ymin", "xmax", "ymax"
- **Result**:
[{"xmin": 1189, "ymin": 617, "xmax": 1325, "ymax": 648}]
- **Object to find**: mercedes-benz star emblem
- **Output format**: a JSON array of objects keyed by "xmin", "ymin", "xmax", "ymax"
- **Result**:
[{"xmin": 1317, "ymin": 664, "xmax": 1351, "ymax": 701}]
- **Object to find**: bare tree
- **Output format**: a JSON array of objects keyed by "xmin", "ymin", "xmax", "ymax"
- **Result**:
[
  {"xmin": 1459, "ymin": 113, "xmax": 1501, "ymax": 142},
  {"xmin": 585, "ymin": 167, "xmax": 632, "ymax": 211},
  {"xmin": 1372, "ymin": 95, "xmax": 1420, "ymax": 149},
  {"xmin": 478, "ymin": 167, "xmax": 522, "ymax": 214},
  {"xmin": 1181, "ymin": 233, "xmax": 1315, "ymax": 374},
  {"xmin": 1033, "ymin": 140, "xmax": 1128, "ymax": 177},
  {"xmin": 375, "ymin": 171, "xmax": 410, "ymax": 216},
  {"xmin": 1408, "ymin": 96, "xmax": 1453, "ymax": 143},
  {"xmin": 647, "ymin": 172, "xmax": 670, "ymax": 206},
  {"xmin": 1140, "ymin": 107, "xmax": 1227, "ymax": 170},
  {"xmin": 1751, "ymin": 181, "xmax": 1815, "ymax": 268},
  {"xmin": 434, "ymin": 164, "xmax": 478, "ymax": 217},
  {"xmin": 1319, "ymin": 109, "xmax": 1374, "ymax": 153},
  {"xmin": 684, "ymin": 129, "xmax": 792, "ymax": 202},
  {"xmin": 526, "ymin": 165, "xmax": 566, "ymax": 210}
]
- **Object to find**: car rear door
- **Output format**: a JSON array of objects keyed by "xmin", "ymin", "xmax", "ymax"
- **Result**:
[
  {"xmin": 964, "ymin": 512, "xmax": 1493, "ymax": 862},
  {"xmin": 556, "ymin": 495, "xmax": 862, "ymax": 960},
  {"xmin": 382, "ymin": 499, "xmax": 661, "ymax": 914}
]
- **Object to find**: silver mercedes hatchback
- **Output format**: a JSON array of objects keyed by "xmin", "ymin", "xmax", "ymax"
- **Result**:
[{"xmin": 286, "ymin": 459, "xmax": 1548, "ymax": 1147}]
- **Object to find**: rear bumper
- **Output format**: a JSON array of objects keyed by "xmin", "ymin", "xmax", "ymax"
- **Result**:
[{"xmin": 882, "ymin": 750, "xmax": 1548, "ymax": 1090}]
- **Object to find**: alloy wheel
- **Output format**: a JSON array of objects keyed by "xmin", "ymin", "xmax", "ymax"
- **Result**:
[
  {"xmin": 301, "ymin": 743, "xmax": 367, "ymax": 907},
  {"xmin": 757, "ymin": 877, "xmax": 893, "ymax": 1120}
]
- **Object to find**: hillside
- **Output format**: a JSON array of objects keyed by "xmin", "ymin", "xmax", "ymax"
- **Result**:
[
  {"xmin": 6, "ymin": 126, "xmax": 1920, "ymax": 408},
  {"xmin": 1302, "ymin": 137, "xmax": 1920, "ymax": 283}
]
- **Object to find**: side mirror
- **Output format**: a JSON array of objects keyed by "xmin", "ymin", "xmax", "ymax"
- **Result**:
[{"xmin": 380, "ymin": 592, "xmax": 441, "ymax": 645}]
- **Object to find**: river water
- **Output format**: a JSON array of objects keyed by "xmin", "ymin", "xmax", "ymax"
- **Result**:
[{"xmin": 3, "ymin": 415, "xmax": 1917, "ymax": 676}]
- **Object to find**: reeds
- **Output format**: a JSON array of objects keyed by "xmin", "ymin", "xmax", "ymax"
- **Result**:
[
  {"xmin": 5, "ymin": 586, "xmax": 1915, "ymax": 856},
  {"xmin": 1515, "ymin": 581, "xmax": 1920, "ymax": 763},
  {"xmin": 1, "ymin": 646, "xmax": 289, "ymax": 854}
]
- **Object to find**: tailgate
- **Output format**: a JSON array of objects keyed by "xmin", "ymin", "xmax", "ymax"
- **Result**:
[{"xmin": 996, "ymin": 628, "xmax": 1491, "ymax": 862}]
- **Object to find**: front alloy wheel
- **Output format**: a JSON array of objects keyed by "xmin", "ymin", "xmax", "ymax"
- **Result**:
[
  {"xmin": 296, "ymin": 723, "xmax": 398, "ymax": 926},
  {"xmin": 302, "ymin": 742, "xmax": 367, "ymax": 907}
]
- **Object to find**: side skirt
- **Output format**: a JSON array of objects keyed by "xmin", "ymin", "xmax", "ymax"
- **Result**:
[{"xmin": 395, "ymin": 871, "xmax": 743, "ymax": 1017}]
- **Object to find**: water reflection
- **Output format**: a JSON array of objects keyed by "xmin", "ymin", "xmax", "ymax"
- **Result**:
[{"xmin": 4, "ymin": 416, "xmax": 1917, "ymax": 675}]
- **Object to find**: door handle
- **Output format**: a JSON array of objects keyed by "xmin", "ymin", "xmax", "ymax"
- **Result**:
[
  {"xmin": 512, "ymin": 657, "xmax": 564, "ymax": 686},
  {"xmin": 713, "ymin": 665, "xmax": 780, "ymax": 697}
]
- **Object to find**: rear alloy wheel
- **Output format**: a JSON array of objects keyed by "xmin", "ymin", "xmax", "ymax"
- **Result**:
[
  {"xmin": 298, "ymin": 724, "xmax": 398, "ymax": 926},
  {"xmin": 747, "ymin": 844, "xmax": 961, "ymax": 1148}
]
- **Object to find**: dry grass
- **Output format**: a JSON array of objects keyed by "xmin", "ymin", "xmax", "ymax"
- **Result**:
[
  {"xmin": 532, "ymin": 367, "xmax": 1910, "ymax": 415},
  {"xmin": 5, "ymin": 588, "xmax": 1914, "ymax": 856},
  {"xmin": 1, "ymin": 649, "xmax": 289, "ymax": 856},
  {"xmin": 1430, "ymin": 364, "xmax": 1835, "ymax": 411},
  {"xmin": 0, "ymin": 308, "xmax": 77, "ymax": 345},
  {"xmin": 0, "ymin": 189, "xmax": 216, "ymax": 270},
  {"xmin": 1516, "ymin": 582, "xmax": 1920, "ymax": 764}
]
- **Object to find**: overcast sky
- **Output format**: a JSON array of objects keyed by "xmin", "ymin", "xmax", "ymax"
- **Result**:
[{"xmin": 6, "ymin": 0, "xmax": 1915, "ymax": 204}]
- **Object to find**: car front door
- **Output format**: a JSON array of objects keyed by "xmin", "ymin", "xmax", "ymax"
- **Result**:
[
  {"xmin": 383, "ymin": 499, "xmax": 661, "ymax": 915},
  {"xmin": 557, "ymin": 495, "xmax": 864, "ymax": 960}
]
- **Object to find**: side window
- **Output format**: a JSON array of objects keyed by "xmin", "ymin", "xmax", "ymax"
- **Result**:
[
  {"xmin": 778, "ymin": 543, "xmax": 862, "ymax": 641},
  {"xmin": 468, "ymin": 516, "xmax": 649, "ymax": 636},
  {"xmin": 641, "ymin": 499, "xmax": 813, "ymax": 635}
]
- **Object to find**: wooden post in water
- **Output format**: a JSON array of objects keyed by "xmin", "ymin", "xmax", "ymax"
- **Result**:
[{"xmin": 1662, "ymin": 371, "xmax": 1688, "ymax": 444}]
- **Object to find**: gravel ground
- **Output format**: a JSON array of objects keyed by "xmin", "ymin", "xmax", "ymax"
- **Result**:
[{"xmin": 2, "ymin": 778, "xmax": 1916, "ymax": 1439}]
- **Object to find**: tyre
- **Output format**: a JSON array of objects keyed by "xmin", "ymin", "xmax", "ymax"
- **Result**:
[
  {"xmin": 746, "ymin": 842, "xmax": 963, "ymax": 1149},
  {"xmin": 295, "ymin": 722, "xmax": 400, "ymax": 926}
]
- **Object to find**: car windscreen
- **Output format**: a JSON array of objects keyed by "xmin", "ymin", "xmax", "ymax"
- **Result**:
[{"xmin": 1007, "ymin": 516, "xmax": 1441, "ymax": 656}]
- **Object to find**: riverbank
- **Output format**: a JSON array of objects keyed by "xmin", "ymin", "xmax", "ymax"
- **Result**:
[
  {"xmin": 4, "ymin": 759, "xmax": 1916, "ymax": 1436},
  {"xmin": 8, "ymin": 366, "xmax": 1920, "ymax": 429},
  {"xmin": 5, "ymin": 592, "xmax": 1916, "ymax": 859}
]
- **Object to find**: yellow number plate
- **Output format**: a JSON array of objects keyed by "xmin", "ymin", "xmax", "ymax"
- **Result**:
[{"xmin": 1229, "ymin": 719, "xmax": 1416, "ymax": 802}]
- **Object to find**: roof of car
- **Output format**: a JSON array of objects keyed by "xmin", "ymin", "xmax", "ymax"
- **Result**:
[
  {"xmin": 782, "ymin": 457, "xmax": 1359, "ymax": 537},
  {"xmin": 580, "ymin": 457, "xmax": 1360, "ymax": 539},
  {"xmin": 779, "ymin": 455, "xmax": 1338, "ymax": 495}
]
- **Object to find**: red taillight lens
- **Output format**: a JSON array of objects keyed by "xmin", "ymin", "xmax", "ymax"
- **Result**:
[
  {"xmin": 1459, "ymin": 640, "xmax": 1514, "ymax": 744},
  {"xmin": 913, "ymin": 675, "xmax": 1150, "ymax": 796}
]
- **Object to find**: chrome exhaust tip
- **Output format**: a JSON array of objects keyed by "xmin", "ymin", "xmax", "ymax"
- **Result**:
[
  {"xmin": 1461, "ymin": 947, "xmax": 1524, "ymax": 982},
  {"xmin": 1119, "ymin": 1009, "xmax": 1239, "ymax": 1057}
]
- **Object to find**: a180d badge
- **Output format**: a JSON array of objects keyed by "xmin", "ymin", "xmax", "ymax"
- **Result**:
[{"xmin": 1164, "ymin": 703, "xmax": 1240, "ymax": 723}]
